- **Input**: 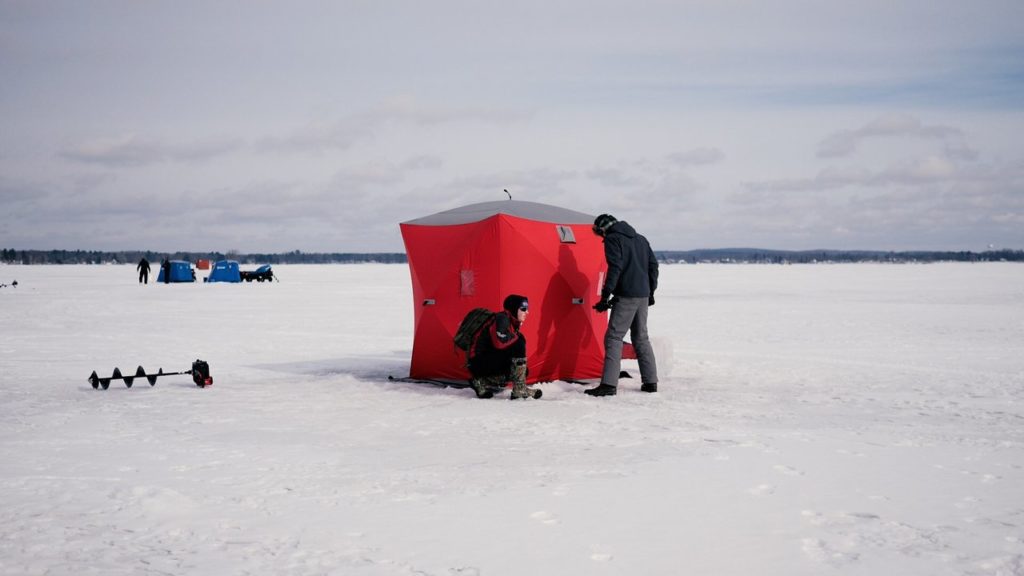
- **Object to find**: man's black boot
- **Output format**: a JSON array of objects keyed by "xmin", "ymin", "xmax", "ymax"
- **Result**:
[
  {"xmin": 584, "ymin": 384, "xmax": 617, "ymax": 397},
  {"xmin": 641, "ymin": 383, "xmax": 658, "ymax": 393}
]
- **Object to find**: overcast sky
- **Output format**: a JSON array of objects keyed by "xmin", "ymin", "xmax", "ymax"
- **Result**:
[{"xmin": 2, "ymin": 1, "xmax": 1023, "ymax": 253}]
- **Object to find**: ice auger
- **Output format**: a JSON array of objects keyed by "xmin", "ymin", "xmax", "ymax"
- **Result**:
[{"xmin": 88, "ymin": 359, "xmax": 212, "ymax": 389}]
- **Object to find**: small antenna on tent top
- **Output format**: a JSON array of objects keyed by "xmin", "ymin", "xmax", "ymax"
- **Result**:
[{"xmin": 504, "ymin": 188, "xmax": 512, "ymax": 200}]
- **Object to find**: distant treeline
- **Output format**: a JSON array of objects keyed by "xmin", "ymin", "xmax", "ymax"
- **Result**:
[
  {"xmin": 656, "ymin": 248, "xmax": 1024, "ymax": 264},
  {"xmin": 2, "ymin": 248, "xmax": 1022, "ymax": 265},
  {"xmin": 0, "ymin": 249, "xmax": 405, "ymax": 265}
]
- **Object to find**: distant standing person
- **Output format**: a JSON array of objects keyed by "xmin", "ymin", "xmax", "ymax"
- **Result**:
[
  {"xmin": 137, "ymin": 257, "xmax": 151, "ymax": 284},
  {"xmin": 161, "ymin": 258, "xmax": 171, "ymax": 284},
  {"xmin": 586, "ymin": 214, "xmax": 659, "ymax": 397}
]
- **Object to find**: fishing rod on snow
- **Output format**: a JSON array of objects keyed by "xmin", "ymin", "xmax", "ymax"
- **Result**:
[{"xmin": 88, "ymin": 359, "xmax": 213, "ymax": 390}]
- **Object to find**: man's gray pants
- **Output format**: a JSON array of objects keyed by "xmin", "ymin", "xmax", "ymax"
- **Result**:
[{"xmin": 601, "ymin": 296, "xmax": 658, "ymax": 387}]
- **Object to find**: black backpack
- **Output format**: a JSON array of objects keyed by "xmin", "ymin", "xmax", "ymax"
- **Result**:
[{"xmin": 453, "ymin": 308, "xmax": 495, "ymax": 352}]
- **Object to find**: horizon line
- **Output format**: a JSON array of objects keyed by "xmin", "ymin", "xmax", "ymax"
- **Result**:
[{"xmin": 4, "ymin": 247, "xmax": 1023, "ymax": 255}]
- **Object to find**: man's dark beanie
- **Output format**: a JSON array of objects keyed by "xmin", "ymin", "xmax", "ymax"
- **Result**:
[{"xmin": 503, "ymin": 294, "xmax": 528, "ymax": 314}]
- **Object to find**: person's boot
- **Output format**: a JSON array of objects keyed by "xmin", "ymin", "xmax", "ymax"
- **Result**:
[
  {"xmin": 641, "ymin": 382, "xmax": 658, "ymax": 393},
  {"xmin": 469, "ymin": 377, "xmax": 493, "ymax": 399},
  {"xmin": 584, "ymin": 383, "xmax": 617, "ymax": 397},
  {"xmin": 509, "ymin": 358, "xmax": 541, "ymax": 400}
]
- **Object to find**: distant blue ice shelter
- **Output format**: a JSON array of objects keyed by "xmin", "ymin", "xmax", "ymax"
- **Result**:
[
  {"xmin": 156, "ymin": 260, "xmax": 195, "ymax": 283},
  {"xmin": 205, "ymin": 260, "xmax": 241, "ymax": 283}
]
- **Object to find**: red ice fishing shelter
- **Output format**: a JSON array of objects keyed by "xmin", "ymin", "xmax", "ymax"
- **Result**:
[{"xmin": 400, "ymin": 200, "xmax": 609, "ymax": 384}]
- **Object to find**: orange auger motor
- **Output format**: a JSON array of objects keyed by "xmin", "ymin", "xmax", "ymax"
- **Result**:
[{"xmin": 88, "ymin": 359, "xmax": 212, "ymax": 389}]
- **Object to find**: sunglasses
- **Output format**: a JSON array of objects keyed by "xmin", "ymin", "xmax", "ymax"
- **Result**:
[{"xmin": 519, "ymin": 305, "xmax": 530, "ymax": 312}]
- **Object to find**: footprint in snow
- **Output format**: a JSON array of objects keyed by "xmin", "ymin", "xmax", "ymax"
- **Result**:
[
  {"xmin": 551, "ymin": 484, "xmax": 570, "ymax": 497},
  {"xmin": 530, "ymin": 511, "xmax": 559, "ymax": 525},
  {"xmin": 801, "ymin": 537, "xmax": 860, "ymax": 566},
  {"xmin": 773, "ymin": 464, "xmax": 804, "ymax": 476}
]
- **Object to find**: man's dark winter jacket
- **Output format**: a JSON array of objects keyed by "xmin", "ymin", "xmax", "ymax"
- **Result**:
[
  {"xmin": 601, "ymin": 220, "xmax": 659, "ymax": 300},
  {"xmin": 468, "ymin": 310, "xmax": 526, "ymax": 378},
  {"xmin": 470, "ymin": 311, "xmax": 523, "ymax": 358}
]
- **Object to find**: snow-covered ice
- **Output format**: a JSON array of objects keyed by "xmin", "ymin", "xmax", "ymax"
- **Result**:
[{"xmin": 1, "ymin": 263, "xmax": 1022, "ymax": 575}]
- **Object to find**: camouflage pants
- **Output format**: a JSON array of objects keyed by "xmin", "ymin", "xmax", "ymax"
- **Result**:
[
  {"xmin": 470, "ymin": 357, "xmax": 538, "ymax": 399},
  {"xmin": 470, "ymin": 373, "xmax": 507, "ymax": 395}
]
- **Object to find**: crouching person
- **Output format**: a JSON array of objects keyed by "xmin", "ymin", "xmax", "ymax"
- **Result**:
[{"xmin": 467, "ymin": 294, "xmax": 542, "ymax": 400}]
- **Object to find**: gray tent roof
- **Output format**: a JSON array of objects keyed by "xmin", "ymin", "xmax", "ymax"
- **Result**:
[{"xmin": 402, "ymin": 200, "xmax": 596, "ymax": 226}]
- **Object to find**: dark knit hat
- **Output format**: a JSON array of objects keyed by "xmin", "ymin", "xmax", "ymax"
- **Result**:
[
  {"xmin": 593, "ymin": 214, "xmax": 617, "ymax": 236},
  {"xmin": 503, "ymin": 294, "xmax": 529, "ymax": 314}
]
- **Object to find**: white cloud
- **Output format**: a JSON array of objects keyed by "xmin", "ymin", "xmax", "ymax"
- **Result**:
[
  {"xmin": 817, "ymin": 114, "xmax": 971, "ymax": 158},
  {"xmin": 883, "ymin": 155, "xmax": 957, "ymax": 183},
  {"xmin": 666, "ymin": 147, "xmax": 725, "ymax": 168},
  {"xmin": 256, "ymin": 99, "xmax": 529, "ymax": 156},
  {"xmin": 585, "ymin": 167, "xmax": 645, "ymax": 188},
  {"xmin": 61, "ymin": 134, "xmax": 242, "ymax": 167}
]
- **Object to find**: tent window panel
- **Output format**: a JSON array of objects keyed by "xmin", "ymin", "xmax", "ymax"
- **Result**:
[
  {"xmin": 556, "ymin": 225, "xmax": 576, "ymax": 244},
  {"xmin": 460, "ymin": 269, "xmax": 475, "ymax": 295}
]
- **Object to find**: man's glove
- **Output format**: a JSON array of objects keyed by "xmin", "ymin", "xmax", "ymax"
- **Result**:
[
  {"xmin": 648, "ymin": 295, "xmax": 655, "ymax": 307},
  {"xmin": 593, "ymin": 299, "xmax": 612, "ymax": 313}
]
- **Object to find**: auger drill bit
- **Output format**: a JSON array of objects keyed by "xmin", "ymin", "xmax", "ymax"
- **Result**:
[{"xmin": 88, "ymin": 359, "xmax": 212, "ymax": 389}]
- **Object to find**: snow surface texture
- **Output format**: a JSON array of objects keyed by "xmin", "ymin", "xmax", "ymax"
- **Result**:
[{"xmin": 1, "ymin": 263, "xmax": 1023, "ymax": 576}]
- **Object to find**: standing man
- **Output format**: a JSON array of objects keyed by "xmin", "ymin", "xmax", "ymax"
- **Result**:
[
  {"xmin": 137, "ymin": 257, "xmax": 151, "ymax": 284},
  {"xmin": 586, "ymin": 214, "xmax": 659, "ymax": 397}
]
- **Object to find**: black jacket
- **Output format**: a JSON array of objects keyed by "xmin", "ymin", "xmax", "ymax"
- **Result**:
[
  {"xmin": 470, "ymin": 311, "xmax": 523, "ymax": 358},
  {"xmin": 468, "ymin": 310, "xmax": 526, "ymax": 377},
  {"xmin": 601, "ymin": 221, "xmax": 658, "ymax": 300}
]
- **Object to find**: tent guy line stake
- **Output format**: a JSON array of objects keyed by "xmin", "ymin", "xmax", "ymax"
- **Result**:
[{"xmin": 88, "ymin": 359, "xmax": 213, "ymax": 389}]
